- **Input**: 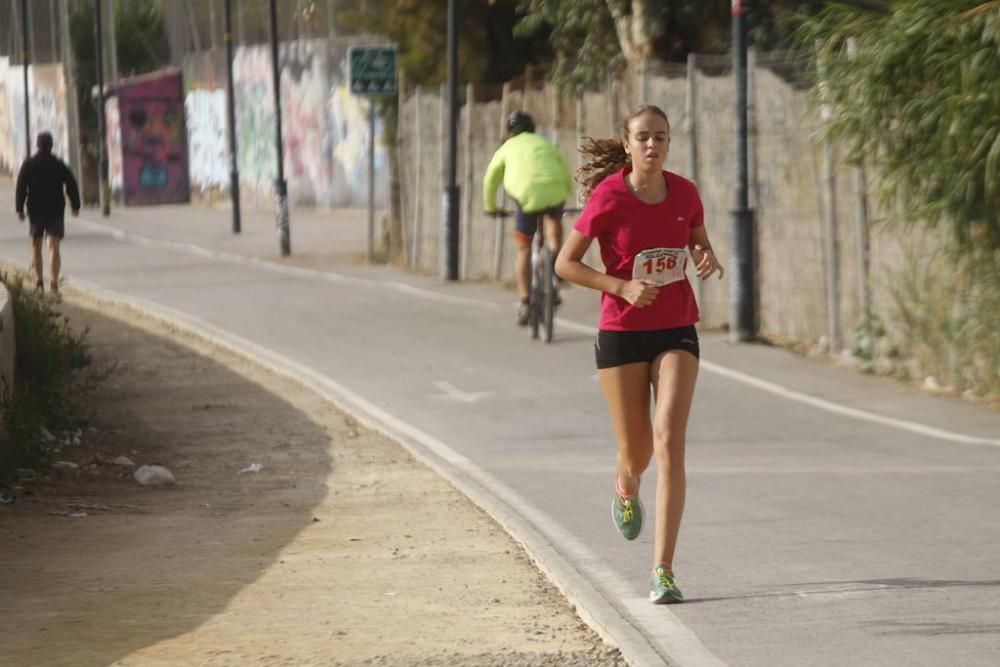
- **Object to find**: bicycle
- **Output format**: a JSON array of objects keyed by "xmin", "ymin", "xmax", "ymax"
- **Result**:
[{"xmin": 492, "ymin": 208, "xmax": 580, "ymax": 343}]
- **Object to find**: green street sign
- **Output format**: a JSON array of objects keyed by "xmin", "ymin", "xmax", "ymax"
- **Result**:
[{"xmin": 349, "ymin": 46, "xmax": 397, "ymax": 96}]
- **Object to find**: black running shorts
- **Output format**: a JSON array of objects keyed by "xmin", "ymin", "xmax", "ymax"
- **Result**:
[
  {"xmin": 29, "ymin": 218, "xmax": 65, "ymax": 239},
  {"xmin": 594, "ymin": 325, "xmax": 700, "ymax": 369}
]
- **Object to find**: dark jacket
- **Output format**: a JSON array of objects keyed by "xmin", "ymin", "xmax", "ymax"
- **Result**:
[{"xmin": 15, "ymin": 153, "xmax": 81, "ymax": 222}]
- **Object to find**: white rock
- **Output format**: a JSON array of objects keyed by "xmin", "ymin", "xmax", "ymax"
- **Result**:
[
  {"xmin": 39, "ymin": 427, "xmax": 55, "ymax": 442},
  {"xmin": 238, "ymin": 462, "xmax": 263, "ymax": 474},
  {"xmin": 52, "ymin": 461, "xmax": 80, "ymax": 472},
  {"xmin": 134, "ymin": 464, "xmax": 176, "ymax": 486},
  {"xmin": 112, "ymin": 456, "xmax": 136, "ymax": 467}
]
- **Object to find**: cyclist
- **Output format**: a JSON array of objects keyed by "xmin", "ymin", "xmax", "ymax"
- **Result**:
[{"xmin": 483, "ymin": 111, "xmax": 574, "ymax": 326}]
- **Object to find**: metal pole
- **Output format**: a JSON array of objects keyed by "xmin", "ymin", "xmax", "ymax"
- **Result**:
[
  {"xmin": 224, "ymin": 0, "xmax": 241, "ymax": 233},
  {"xmin": 729, "ymin": 0, "xmax": 755, "ymax": 342},
  {"xmin": 60, "ymin": 0, "xmax": 83, "ymax": 179},
  {"xmin": 367, "ymin": 99, "xmax": 375, "ymax": 261},
  {"xmin": 20, "ymin": 0, "xmax": 31, "ymax": 158},
  {"xmin": 443, "ymin": 0, "xmax": 460, "ymax": 280},
  {"xmin": 268, "ymin": 0, "xmax": 290, "ymax": 256},
  {"xmin": 105, "ymin": 0, "xmax": 118, "ymax": 81},
  {"xmin": 95, "ymin": 0, "xmax": 110, "ymax": 216}
]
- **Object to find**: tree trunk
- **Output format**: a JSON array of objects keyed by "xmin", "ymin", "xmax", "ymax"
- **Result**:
[{"xmin": 605, "ymin": 0, "xmax": 654, "ymax": 71}]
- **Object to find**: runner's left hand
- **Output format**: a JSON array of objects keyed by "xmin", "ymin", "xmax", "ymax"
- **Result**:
[{"xmin": 692, "ymin": 245, "xmax": 723, "ymax": 280}]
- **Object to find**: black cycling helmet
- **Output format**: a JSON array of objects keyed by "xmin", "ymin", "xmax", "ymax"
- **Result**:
[{"xmin": 506, "ymin": 111, "xmax": 535, "ymax": 135}]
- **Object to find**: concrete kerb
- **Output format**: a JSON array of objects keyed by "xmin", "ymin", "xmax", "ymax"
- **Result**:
[
  {"xmin": 63, "ymin": 278, "xmax": 677, "ymax": 667},
  {"xmin": 0, "ymin": 280, "xmax": 15, "ymax": 441}
]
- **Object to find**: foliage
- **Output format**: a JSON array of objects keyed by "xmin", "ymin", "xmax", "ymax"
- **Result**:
[
  {"xmin": 800, "ymin": 1, "xmax": 1000, "ymax": 401},
  {"xmin": 799, "ymin": 0, "xmax": 1000, "ymax": 252},
  {"xmin": 882, "ymin": 246, "xmax": 1000, "ymax": 402},
  {"xmin": 514, "ymin": 0, "xmax": 825, "ymax": 92},
  {"xmin": 0, "ymin": 273, "xmax": 93, "ymax": 485},
  {"xmin": 334, "ymin": 0, "xmax": 549, "ymax": 87}
]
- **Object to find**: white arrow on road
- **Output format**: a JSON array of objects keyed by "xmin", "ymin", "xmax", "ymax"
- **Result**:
[{"xmin": 431, "ymin": 380, "xmax": 492, "ymax": 404}]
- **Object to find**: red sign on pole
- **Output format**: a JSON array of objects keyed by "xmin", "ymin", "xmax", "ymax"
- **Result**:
[{"xmin": 732, "ymin": 0, "xmax": 743, "ymax": 17}]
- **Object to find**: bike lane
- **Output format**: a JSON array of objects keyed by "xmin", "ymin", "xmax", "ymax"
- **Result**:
[{"xmin": 2, "ymin": 198, "xmax": 999, "ymax": 666}]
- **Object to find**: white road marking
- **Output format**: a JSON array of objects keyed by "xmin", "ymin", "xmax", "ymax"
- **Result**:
[
  {"xmin": 73, "ymin": 218, "xmax": 499, "ymax": 309},
  {"xmin": 431, "ymin": 380, "xmax": 492, "ymax": 403},
  {"xmin": 66, "ymin": 279, "xmax": 706, "ymax": 667},
  {"xmin": 702, "ymin": 361, "xmax": 1000, "ymax": 448},
  {"xmin": 553, "ymin": 316, "xmax": 1000, "ymax": 448}
]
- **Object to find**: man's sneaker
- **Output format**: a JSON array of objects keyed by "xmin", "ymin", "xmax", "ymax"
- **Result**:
[
  {"xmin": 649, "ymin": 564, "xmax": 684, "ymax": 604},
  {"xmin": 517, "ymin": 301, "xmax": 530, "ymax": 326},
  {"xmin": 49, "ymin": 286, "xmax": 62, "ymax": 303},
  {"xmin": 34, "ymin": 282, "xmax": 44, "ymax": 294},
  {"xmin": 611, "ymin": 477, "xmax": 642, "ymax": 541}
]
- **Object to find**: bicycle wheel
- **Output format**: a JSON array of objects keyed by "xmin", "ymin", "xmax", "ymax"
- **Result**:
[
  {"xmin": 529, "ymin": 249, "xmax": 542, "ymax": 340},
  {"xmin": 541, "ymin": 246, "xmax": 555, "ymax": 343}
]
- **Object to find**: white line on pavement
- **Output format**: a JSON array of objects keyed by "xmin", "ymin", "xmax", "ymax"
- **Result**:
[
  {"xmin": 554, "ymin": 318, "xmax": 1000, "ymax": 449},
  {"xmin": 68, "ymin": 278, "xmax": 721, "ymax": 667},
  {"xmin": 76, "ymin": 218, "xmax": 1000, "ymax": 448}
]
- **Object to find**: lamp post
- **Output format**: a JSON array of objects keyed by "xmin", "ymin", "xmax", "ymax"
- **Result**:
[
  {"xmin": 729, "ymin": 0, "xmax": 755, "ymax": 342},
  {"xmin": 442, "ymin": 0, "xmax": 459, "ymax": 280},
  {"xmin": 95, "ymin": 0, "xmax": 110, "ymax": 216},
  {"xmin": 224, "ymin": 0, "xmax": 241, "ymax": 234},
  {"xmin": 268, "ymin": 0, "xmax": 290, "ymax": 255},
  {"xmin": 21, "ymin": 0, "xmax": 31, "ymax": 157}
]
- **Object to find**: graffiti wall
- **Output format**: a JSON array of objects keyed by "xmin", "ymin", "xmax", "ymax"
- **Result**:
[
  {"xmin": 185, "ymin": 88, "xmax": 228, "ymax": 193},
  {"xmin": 183, "ymin": 40, "xmax": 386, "ymax": 208},
  {"xmin": 107, "ymin": 70, "xmax": 190, "ymax": 205},
  {"xmin": 0, "ymin": 58, "xmax": 68, "ymax": 177}
]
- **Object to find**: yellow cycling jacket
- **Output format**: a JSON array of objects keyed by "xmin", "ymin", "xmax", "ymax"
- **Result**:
[{"xmin": 482, "ymin": 132, "xmax": 573, "ymax": 214}]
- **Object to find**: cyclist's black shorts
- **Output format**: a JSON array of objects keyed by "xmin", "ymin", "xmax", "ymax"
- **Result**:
[
  {"xmin": 511, "ymin": 198, "xmax": 564, "ymax": 244},
  {"xmin": 594, "ymin": 325, "xmax": 700, "ymax": 369}
]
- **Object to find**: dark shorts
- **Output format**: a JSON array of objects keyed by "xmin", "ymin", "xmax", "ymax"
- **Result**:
[
  {"xmin": 29, "ymin": 218, "xmax": 64, "ymax": 239},
  {"xmin": 512, "ymin": 199, "xmax": 564, "ymax": 245},
  {"xmin": 594, "ymin": 325, "xmax": 700, "ymax": 369}
]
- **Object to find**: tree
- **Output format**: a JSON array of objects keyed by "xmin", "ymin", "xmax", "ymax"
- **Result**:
[
  {"xmin": 514, "ymin": 0, "xmax": 825, "ymax": 92},
  {"xmin": 800, "ymin": 0, "xmax": 1000, "ymax": 251},
  {"xmin": 334, "ymin": 0, "xmax": 550, "ymax": 86},
  {"xmin": 801, "ymin": 0, "xmax": 999, "ymax": 398}
]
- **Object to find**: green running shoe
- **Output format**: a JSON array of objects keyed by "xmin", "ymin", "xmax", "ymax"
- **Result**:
[
  {"xmin": 611, "ymin": 482, "xmax": 643, "ymax": 541},
  {"xmin": 649, "ymin": 564, "xmax": 684, "ymax": 604}
]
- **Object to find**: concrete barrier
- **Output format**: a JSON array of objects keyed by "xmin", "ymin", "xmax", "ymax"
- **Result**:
[{"xmin": 0, "ymin": 281, "xmax": 15, "ymax": 442}]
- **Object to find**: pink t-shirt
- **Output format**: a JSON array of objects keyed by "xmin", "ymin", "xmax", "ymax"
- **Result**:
[{"xmin": 574, "ymin": 169, "xmax": 704, "ymax": 332}]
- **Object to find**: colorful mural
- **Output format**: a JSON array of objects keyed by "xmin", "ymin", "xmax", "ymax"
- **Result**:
[
  {"xmin": 108, "ymin": 70, "xmax": 190, "ymax": 205},
  {"xmin": 183, "ymin": 40, "xmax": 386, "ymax": 209},
  {"xmin": 0, "ymin": 58, "xmax": 68, "ymax": 177}
]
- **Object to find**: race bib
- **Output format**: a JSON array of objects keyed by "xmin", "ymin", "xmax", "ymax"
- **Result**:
[{"xmin": 632, "ymin": 247, "xmax": 689, "ymax": 286}]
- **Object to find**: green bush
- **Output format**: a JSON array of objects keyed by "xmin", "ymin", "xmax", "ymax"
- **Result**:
[
  {"xmin": 872, "ymin": 248, "xmax": 1000, "ymax": 403},
  {"xmin": 0, "ymin": 272, "xmax": 93, "ymax": 485}
]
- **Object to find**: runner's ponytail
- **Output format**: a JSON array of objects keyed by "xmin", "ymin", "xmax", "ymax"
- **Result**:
[{"xmin": 576, "ymin": 104, "xmax": 670, "ymax": 201}]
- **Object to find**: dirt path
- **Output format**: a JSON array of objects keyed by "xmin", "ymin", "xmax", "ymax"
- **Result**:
[{"xmin": 0, "ymin": 291, "xmax": 626, "ymax": 667}]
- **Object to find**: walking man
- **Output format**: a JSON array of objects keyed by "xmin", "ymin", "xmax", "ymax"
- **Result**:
[{"xmin": 15, "ymin": 131, "xmax": 81, "ymax": 297}]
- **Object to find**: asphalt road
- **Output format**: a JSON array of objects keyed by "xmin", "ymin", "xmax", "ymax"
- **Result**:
[{"xmin": 3, "ymin": 187, "xmax": 999, "ymax": 666}]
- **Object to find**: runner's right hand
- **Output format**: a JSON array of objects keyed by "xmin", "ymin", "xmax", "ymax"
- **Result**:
[{"xmin": 618, "ymin": 279, "xmax": 659, "ymax": 308}]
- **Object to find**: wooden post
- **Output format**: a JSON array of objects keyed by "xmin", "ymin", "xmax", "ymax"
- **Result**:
[
  {"xmin": 685, "ymin": 53, "xmax": 703, "ymax": 312},
  {"xmin": 493, "ymin": 81, "xmax": 512, "ymax": 281},
  {"xmin": 818, "ymin": 44, "xmax": 841, "ymax": 353},
  {"xmin": 411, "ymin": 86, "xmax": 423, "ymax": 268},
  {"xmin": 461, "ymin": 82, "xmax": 475, "ymax": 279}
]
